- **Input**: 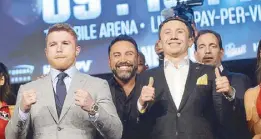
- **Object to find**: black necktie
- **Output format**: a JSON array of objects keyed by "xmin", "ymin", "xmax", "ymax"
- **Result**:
[{"xmin": 56, "ymin": 72, "xmax": 67, "ymax": 117}]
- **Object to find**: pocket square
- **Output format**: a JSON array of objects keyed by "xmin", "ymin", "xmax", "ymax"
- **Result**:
[{"xmin": 196, "ymin": 74, "xmax": 208, "ymax": 85}]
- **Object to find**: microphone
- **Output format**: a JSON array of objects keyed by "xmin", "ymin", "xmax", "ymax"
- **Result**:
[{"xmin": 161, "ymin": 8, "xmax": 174, "ymax": 19}]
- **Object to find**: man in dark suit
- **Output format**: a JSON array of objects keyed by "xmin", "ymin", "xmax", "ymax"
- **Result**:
[
  {"xmin": 194, "ymin": 29, "xmax": 252, "ymax": 139},
  {"xmin": 137, "ymin": 17, "xmax": 238, "ymax": 139}
]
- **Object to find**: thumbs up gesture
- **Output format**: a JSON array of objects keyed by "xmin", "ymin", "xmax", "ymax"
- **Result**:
[
  {"xmin": 215, "ymin": 68, "xmax": 233, "ymax": 94},
  {"xmin": 139, "ymin": 77, "xmax": 155, "ymax": 107}
]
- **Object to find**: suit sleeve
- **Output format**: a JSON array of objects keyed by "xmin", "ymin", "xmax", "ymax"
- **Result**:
[
  {"xmin": 211, "ymin": 67, "xmax": 235, "ymax": 124},
  {"xmin": 90, "ymin": 80, "xmax": 123, "ymax": 139},
  {"xmin": 226, "ymin": 74, "xmax": 252, "ymax": 139},
  {"xmin": 5, "ymin": 85, "xmax": 31, "ymax": 139},
  {"xmin": 212, "ymin": 70, "xmax": 252, "ymax": 139}
]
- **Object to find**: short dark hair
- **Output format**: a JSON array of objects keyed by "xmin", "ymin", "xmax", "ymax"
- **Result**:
[
  {"xmin": 108, "ymin": 34, "xmax": 138, "ymax": 55},
  {"xmin": 158, "ymin": 17, "xmax": 194, "ymax": 39},
  {"xmin": 194, "ymin": 29, "xmax": 223, "ymax": 51},
  {"xmin": 138, "ymin": 51, "xmax": 146, "ymax": 64}
]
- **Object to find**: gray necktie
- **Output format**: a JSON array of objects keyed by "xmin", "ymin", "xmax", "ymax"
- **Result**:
[{"xmin": 56, "ymin": 72, "xmax": 67, "ymax": 114}]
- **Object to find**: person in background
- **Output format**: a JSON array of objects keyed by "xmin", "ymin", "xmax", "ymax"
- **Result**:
[
  {"xmin": 0, "ymin": 62, "xmax": 16, "ymax": 139},
  {"xmin": 106, "ymin": 35, "xmax": 143, "ymax": 139},
  {"xmin": 137, "ymin": 51, "xmax": 148, "ymax": 74},
  {"xmin": 154, "ymin": 40, "xmax": 164, "ymax": 66},
  {"xmin": 245, "ymin": 40, "xmax": 261, "ymax": 139},
  {"xmin": 194, "ymin": 29, "xmax": 252, "ymax": 139}
]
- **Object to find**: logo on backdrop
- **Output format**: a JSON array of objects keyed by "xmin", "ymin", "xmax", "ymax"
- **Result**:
[{"xmin": 9, "ymin": 65, "xmax": 34, "ymax": 83}]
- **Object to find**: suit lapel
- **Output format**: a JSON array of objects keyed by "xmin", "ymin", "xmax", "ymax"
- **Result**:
[
  {"xmin": 178, "ymin": 62, "xmax": 201, "ymax": 111},
  {"xmin": 59, "ymin": 71, "xmax": 87, "ymax": 122},
  {"xmin": 44, "ymin": 74, "xmax": 59, "ymax": 123}
]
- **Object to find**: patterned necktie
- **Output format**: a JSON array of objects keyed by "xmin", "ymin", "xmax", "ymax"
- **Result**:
[{"xmin": 56, "ymin": 72, "xmax": 67, "ymax": 117}]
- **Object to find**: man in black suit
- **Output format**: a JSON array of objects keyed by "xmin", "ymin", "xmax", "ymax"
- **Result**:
[
  {"xmin": 137, "ymin": 17, "xmax": 238, "ymax": 139},
  {"xmin": 194, "ymin": 29, "xmax": 252, "ymax": 139}
]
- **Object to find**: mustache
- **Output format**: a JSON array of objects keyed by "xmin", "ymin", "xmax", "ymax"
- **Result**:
[
  {"xmin": 116, "ymin": 61, "xmax": 133, "ymax": 67},
  {"xmin": 166, "ymin": 38, "xmax": 182, "ymax": 44}
]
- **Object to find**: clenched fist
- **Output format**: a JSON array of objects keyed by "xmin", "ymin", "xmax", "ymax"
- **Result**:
[
  {"xmin": 139, "ymin": 77, "xmax": 155, "ymax": 107},
  {"xmin": 20, "ymin": 89, "xmax": 37, "ymax": 113},
  {"xmin": 75, "ymin": 89, "xmax": 95, "ymax": 112}
]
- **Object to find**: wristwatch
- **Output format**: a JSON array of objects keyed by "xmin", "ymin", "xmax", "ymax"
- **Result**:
[{"xmin": 88, "ymin": 103, "xmax": 99, "ymax": 116}]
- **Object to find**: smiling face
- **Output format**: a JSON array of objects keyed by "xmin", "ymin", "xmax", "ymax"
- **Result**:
[
  {"xmin": 159, "ymin": 20, "xmax": 193, "ymax": 60},
  {"xmin": 195, "ymin": 33, "xmax": 223, "ymax": 66},
  {"xmin": 109, "ymin": 40, "xmax": 138, "ymax": 83},
  {"xmin": 45, "ymin": 31, "xmax": 80, "ymax": 70}
]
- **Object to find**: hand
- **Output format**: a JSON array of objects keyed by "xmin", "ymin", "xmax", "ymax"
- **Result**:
[
  {"xmin": 20, "ymin": 89, "xmax": 37, "ymax": 113},
  {"xmin": 215, "ymin": 68, "xmax": 233, "ymax": 94},
  {"xmin": 75, "ymin": 89, "xmax": 95, "ymax": 112},
  {"xmin": 253, "ymin": 134, "xmax": 261, "ymax": 139},
  {"xmin": 139, "ymin": 77, "xmax": 155, "ymax": 107}
]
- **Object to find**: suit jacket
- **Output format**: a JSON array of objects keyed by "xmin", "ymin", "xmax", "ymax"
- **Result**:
[
  {"xmin": 5, "ymin": 71, "xmax": 122, "ymax": 139},
  {"xmin": 220, "ymin": 68, "xmax": 252, "ymax": 139},
  {"xmin": 137, "ymin": 62, "xmax": 236, "ymax": 139}
]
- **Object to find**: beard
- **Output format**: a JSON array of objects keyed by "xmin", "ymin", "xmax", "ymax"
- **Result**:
[{"xmin": 112, "ymin": 61, "xmax": 138, "ymax": 83}]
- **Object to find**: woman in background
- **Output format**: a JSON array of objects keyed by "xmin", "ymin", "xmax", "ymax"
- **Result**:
[
  {"xmin": 245, "ymin": 40, "xmax": 261, "ymax": 139},
  {"xmin": 0, "ymin": 62, "xmax": 16, "ymax": 139}
]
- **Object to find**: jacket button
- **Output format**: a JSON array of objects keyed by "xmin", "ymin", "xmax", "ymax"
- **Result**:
[
  {"xmin": 97, "ymin": 122, "xmax": 104, "ymax": 129},
  {"xmin": 177, "ymin": 113, "xmax": 181, "ymax": 117},
  {"xmin": 57, "ymin": 127, "xmax": 62, "ymax": 131}
]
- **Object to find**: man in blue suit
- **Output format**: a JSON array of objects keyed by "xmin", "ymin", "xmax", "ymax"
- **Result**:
[{"xmin": 194, "ymin": 29, "xmax": 252, "ymax": 139}]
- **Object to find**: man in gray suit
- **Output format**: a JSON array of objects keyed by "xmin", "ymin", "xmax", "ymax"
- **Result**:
[{"xmin": 5, "ymin": 23, "xmax": 122, "ymax": 139}]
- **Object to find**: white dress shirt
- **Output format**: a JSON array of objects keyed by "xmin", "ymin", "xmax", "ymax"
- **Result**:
[
  {"xmin": 50, "ymin": 66, "xmax": 77, "ymax": 93},
  {"xmin": 137, "ymin": 57, "xmax": 190, "ymax": 111},
  {"xmin": 164, "ymin": 57, "xmax": 190, "ymax": 109}
]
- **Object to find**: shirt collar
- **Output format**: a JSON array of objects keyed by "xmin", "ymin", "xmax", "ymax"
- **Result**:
[
  {"xmin": 219, "ymin": 64, "xmax": 224, "ymax": 72},
  {"xmin": 50, "ymin": 65, "xmax": 77, "ymax": 81},
  {"xmin": 164, "ymin": 56, "xmax": 190, "ymax": 69}
]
